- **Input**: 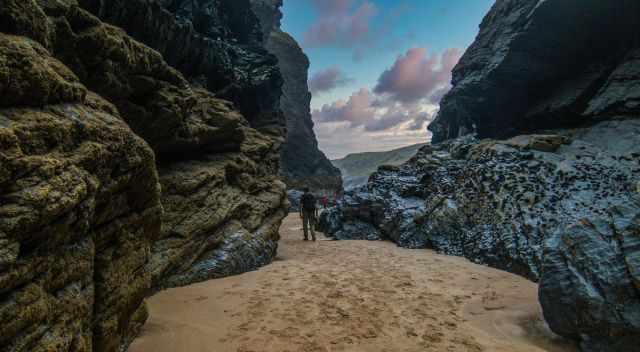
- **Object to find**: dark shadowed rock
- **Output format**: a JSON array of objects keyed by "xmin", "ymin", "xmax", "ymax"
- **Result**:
[
  {"xmin": 78, "ymin": 0, "xmax": 285, "ymax": 132},
  {"xmin": 250, "ymin": 0, "xmax": 343, "ymax": 196},
  {"xmin": 0, "ymin": 32, "xmax": 162, "ymax": 352},
  {"xmin": 539, "ymin": 200, "xmax": 640, "ymax": 352},
  {"xmin": 0, "ymin": 0, "xmax": 288, "ymax": 350},
  {"xmin": 429, "ymin": 0, "xmax": 640, "ymax": 142}
]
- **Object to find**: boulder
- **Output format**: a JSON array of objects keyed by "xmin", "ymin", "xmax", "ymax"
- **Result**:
[
  {"xmin": 504, "ymin": 134, "xmax": 569, "ymax": 153},
  {"xmin": 318, "ymin": 207, "xmax": 342, "ymax": 235},
  {"xmin": 539, "ymin": 200, "xmax": 640, "ymax": 352}
]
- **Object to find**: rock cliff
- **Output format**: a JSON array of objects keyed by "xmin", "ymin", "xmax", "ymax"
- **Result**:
[
  {"xmin": 0, "ymin": 0, "xmax": 287, "ymax": 351},
  {"xmin": 78, "ymin": 0, "xmax": 285, "ymax": 133},
  {"xmin": 322, "ymin": 0, "xmax": 640, "ymax": 350},
  {"xmin": 250, "ymin": 0, "xmax": 343, "ymax": 198},
  {"xmin": 429, "ymin": 0, "xmax": 640, "ymax": 142}
]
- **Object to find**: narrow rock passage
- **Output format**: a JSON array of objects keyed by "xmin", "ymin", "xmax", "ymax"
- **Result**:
[{"xmin": 130, "ymin": 215, "xmax": 576, "ymax": 352}]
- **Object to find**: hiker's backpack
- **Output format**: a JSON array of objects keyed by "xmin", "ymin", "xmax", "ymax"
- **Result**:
[{"xmin": 301, "ymin": 193, "xmax": 316, "ymax": 211}]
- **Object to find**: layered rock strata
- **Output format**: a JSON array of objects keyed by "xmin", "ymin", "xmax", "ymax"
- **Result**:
[{"xmin": 0, "ymin": 0, "xmax": 287, "ymax": 351}]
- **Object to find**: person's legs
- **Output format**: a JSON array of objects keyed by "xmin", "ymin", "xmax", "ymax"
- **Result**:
[
  {"xmin": 302, "ymin": 213, "xmax": 309, "ymax": 240},
  {"xmin": 309, "ymin": 212, "xmax": 316, "ymax": 241}
]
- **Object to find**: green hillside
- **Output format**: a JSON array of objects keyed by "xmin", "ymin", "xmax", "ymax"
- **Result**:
[{"xmin": 332, "ymin": 143, "xmax": 427, "ymax": 189}]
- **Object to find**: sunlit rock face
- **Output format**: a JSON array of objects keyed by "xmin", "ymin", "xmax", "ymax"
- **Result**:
[
  {"xmin": 0, "ymin": 0, "xmax": 287, "ymax": 350},
  {"xmin": 323, "ymin": 0, "xmax": 640, "ymax": 350},
  {"xmin": 429, "ymin": 0, "xmax": 640, "ymax": 142},
  {"xmin": 250, "ymin": 0, "xmax": 343, "ymax": 199}
]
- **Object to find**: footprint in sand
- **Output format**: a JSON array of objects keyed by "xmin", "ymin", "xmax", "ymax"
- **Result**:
[{"xmin": 129, "ymin": 215, "xmax": 577, "ymax": 352}]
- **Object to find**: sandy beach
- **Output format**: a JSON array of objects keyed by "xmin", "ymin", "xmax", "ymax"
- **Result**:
[{"xmin": 129, "ymin": 214, "xmax": 576, "ymax": 352}]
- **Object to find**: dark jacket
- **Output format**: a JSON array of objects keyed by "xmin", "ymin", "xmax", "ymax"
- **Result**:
[{"xmin": 300, "ymin": 193, "xmax": 316, "ymax": 212}]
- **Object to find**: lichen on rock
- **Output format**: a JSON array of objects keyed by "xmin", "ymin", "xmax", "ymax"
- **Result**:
[
  {"xmin": 0, "ymin": 0, "xmax": 288, "ymax": 351},
  {"xmin": 0, "ymin": 31, "xmax": 162, "ymax": 351}
]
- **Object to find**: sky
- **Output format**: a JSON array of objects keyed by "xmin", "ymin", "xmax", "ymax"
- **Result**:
[{"xmin": 280, "ymin": 0, "xmax": 495, "ymax": 159}]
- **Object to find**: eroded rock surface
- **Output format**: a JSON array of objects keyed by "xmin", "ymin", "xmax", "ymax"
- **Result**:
[
  {"xmin": 540, "ymin": 200, "xmax": 640, "ymax": 351},
  {"xmin": 0, "ymin": 32, "xmax": 162, "ymax": 352},
  {"xmin": 322, "ymin": 120, "xmax": 640, "ymax": 350},
  {"xmin": 1, "ymin": 0, "xmax": 287, "ymax": 351}
]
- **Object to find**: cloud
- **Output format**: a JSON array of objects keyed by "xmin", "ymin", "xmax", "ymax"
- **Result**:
[
  {"xmin": 309, "ymin": 67, "xmax": 354, "ymax": 94},
  {"xmin": 364, "ymin": 110, "xmax": 411, "ymax": 132},
  {"xmin": 315, "ymin": 120, "xmax": 431, "ymax": 159},
  {"xmin": 313, "ymin": 88, "xmax": 433, "ymax": 133},
  {"xmin": 312, "ymin": 0, "xmax": 355, "ymax": 15},
  {"xmin": 407, "ymin": 111, "xmax": 435, "ymax": 131},
  {"xmin": 304, "ymin": 0, "xmax": 378, "ymax": 48},
  {"xmin": 314, "ymin": 88, "xmax": 374, "ymax": 126},
  {"xmin": 310, "ymin": 47, "xmax": 460, "ymax": 158},
  {"xmin": 374, "ymin": 47, "xmax": 462, "ymax": 104},
  {"xmin": 302, "ymin": 1, "xmax": 415, "ymax": 62}
]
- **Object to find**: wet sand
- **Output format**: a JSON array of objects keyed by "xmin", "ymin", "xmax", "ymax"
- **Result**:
[{"xmin": 130, "ymin": 214, "xmax": 576, "ymax": 352}]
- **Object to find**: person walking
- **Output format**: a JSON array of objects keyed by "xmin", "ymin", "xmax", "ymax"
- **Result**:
[{"xmin": 299, "ymin": 188, "xmax": 317, "ymax": 241}]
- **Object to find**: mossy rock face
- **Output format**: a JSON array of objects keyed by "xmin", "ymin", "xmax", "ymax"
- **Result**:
[
  {"xmin": 0, "ymin": 9, "xmax": 161, "ymax": 352},
  {"xmin": 1, "ymin": 0, "xmax": 288, "ymax": 351},
  {"xmin": 0, "ymin": 29, "xmax": 162, "ymax": 352},
  {"xmin": 0, "ymin": 0, "xmax": 294, "ymax": 351},
  {"xmin": 0, "ymin": 0, "xmax": 249, "ymax": 160},
  {"xmin": 0, "ymin": 0, "xmax": 53, "ymax": 49},
  {"xmin": 0, "ymin": 34, "xmax": 86, "ymax": 107}
]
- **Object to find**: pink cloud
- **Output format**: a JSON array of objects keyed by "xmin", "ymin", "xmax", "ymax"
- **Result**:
[
  {"xmin": 312, "ymin": 88, "xmax": 430, "ymax": 132},
  {"xmin": 303, "ymin": 0, "xmax": 378, "ymax": 48},
  {"xmin": 314, "ymin": 88, "xmax": 374, "ymax": 126},
  {"xmin": 312, "ymin": 0, "xmax": 355, "ymax": 15},
  {"xmin": 374, "ymin": 47, "xmax": 462, "ymax": 104}
]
